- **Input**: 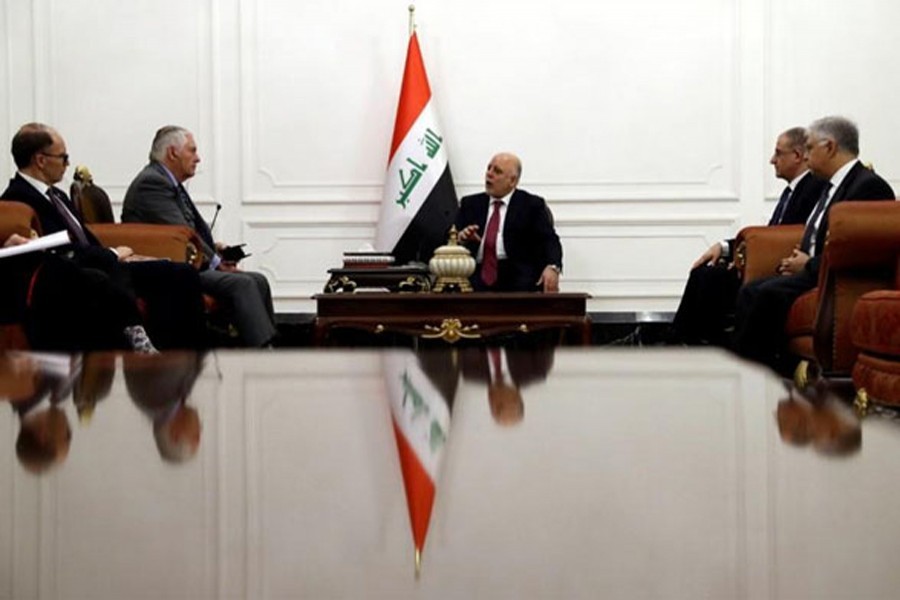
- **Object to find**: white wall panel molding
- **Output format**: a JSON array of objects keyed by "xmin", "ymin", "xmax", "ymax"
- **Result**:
[
  {"xmin": 36, "ymin": 0, "xmax": 216, "ymax": 197},
  {"xmin": 238, "ymin": 0, "xmax": 399, "ymax": 204},
  {"xmin": 556, "ymin": 214, "xmax": 740, "ymax": 229},
  {"xmin": 0, "ymin": 0, "xmax": 11, "ymax": 184},
  {"xmin": 241, "ymin": 361, "xmax": 398, "ymax": 597}
]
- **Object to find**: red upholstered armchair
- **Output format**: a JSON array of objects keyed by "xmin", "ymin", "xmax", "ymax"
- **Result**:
[
  {"xmin": 830, "ymin": 203, "xmax": 900, "ymax": 414},
  {"xmin": 0, "ymin": 196, "xmax": 203, "ymax": 351},
  {"xmin": 734, "ymin": 224, "xmax": 804, "ymax": 284},
  {"xmin": 70, "ymin": 166, "xmax": 202, "ymax": 266},
  {"xmin": 0, "ymin": 201, "xmax": 43, "ymax": 349},
  {"xmin": 72, "ymin": 166, "xmax": 236, "ymax": 343},
  {"xmin": 734, "ymin": 202, "xmax": 900, "ymax": 384}
]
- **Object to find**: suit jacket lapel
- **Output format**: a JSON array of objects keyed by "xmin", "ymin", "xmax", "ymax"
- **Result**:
[
  {"xmin": 829, "ymin": 161, "xmax": 863, "ymax": 204},
  {"xmin": 502, "ymin": 189, "xmax": 525, "ymax": 237},
  {"xmin": 813, "ymin": 162, "xmax": 863, "ymax": 254},
  {"xmin": 12, "ymin": 174, "xmax": 101, "ymax": 247}
]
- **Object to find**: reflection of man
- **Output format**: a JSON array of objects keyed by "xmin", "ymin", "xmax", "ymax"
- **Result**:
[
  {"xmin": 460, "ymin": 345, "xmax": 555, "ymax": 426},
  {"xmin": 124, "ymin": 351, "xmax": 205, "ymax": 463},
  {"xmin": 2, "ymin": 352, "xmax": 81, "ymax": 473},
  {"xmin": 672, "ymin": 128, "xmax": 827, "ymax": 346},
  {"xmin": 122, "ymin": 126, "xmax": 277, "ymax": 347},
  {"xmin": 456, "ymin": 153, "xmax": 562, "ymax": 292},
  {"xmin": 733, "ymin": 116, "xmax": 895, "ymax": 372},
  {"xmin": 776, "ymin": 390, "xmax": 860, "ymax": 456},
  {"xmin": 73, "ymin": 352, "xmax": 117, "ymax": 422}
]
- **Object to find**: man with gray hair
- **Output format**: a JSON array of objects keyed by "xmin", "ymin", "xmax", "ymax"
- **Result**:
[
  {"xmin": 122, "ymin": 126, "xmax": 277, "ymax": 347},
  {"xmin": 671, "ymin": 127, "xmax": 827, "ymax": 346},
  {"xmin": 732, "ymin": 116, "xmax": 895, "ymax": 373}
]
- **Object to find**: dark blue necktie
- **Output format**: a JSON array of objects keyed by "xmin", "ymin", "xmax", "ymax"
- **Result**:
[
  {"xmin": 768, "ymin": 185, "xmax": 792, "ymax": 225},
  {"xmin": 176, "ymin": 184, "xmax": 215, "ymax": 250},
  {"xmin": 799, "ymin": 183, "xmax": 833, "ymax": 254}
]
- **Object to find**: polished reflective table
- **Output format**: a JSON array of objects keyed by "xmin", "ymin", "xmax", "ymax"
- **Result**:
[{"xmin": 1, "ymin": 348, "xmax": 898, "ymax": 599}]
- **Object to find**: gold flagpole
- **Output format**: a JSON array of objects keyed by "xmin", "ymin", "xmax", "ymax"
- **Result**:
[
  {"xmin": 411, "ymin": 8, "xmax": 420, "ymax": 577},
  {"xmin": 409, "ymin": 8, "xmax": 422, "ymax": 577}
]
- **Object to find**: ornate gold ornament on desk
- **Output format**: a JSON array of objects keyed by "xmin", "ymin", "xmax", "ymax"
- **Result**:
[{"xmin": 429, "ymin": 226, "xmax": 476, "ymax": 292}]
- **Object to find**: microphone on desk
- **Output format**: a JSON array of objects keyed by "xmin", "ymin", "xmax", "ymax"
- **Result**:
[{"xmin": 209, "ymin": 203, "xmax": 222, "ymax": 231}]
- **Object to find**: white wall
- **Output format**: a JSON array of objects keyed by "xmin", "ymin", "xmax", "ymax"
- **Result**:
[{"xmin": 2, "ymin": 0, "xmax": 899, "ymax": 312}]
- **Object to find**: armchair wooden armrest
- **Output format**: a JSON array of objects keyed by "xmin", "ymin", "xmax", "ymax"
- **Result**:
[
  {"xmin": 824, "ymin": 201, "xmax": 900, "ymax": 271},
  {"xmin": 88, "ymin": 223, "xmax": 202, "ymax": 268},
  {"xmin": 814, "ymin": 202, "xmax": 900, "ymax": 372},
  {"xmin": 734, "ymin": 224, "xmax": 803, "ymax": 283},
  {"xmin": 0, "ymin": 201, "xmax": 42, "ymax": 240},
  {"xmin": 0, "ymin": 202, "xmax": 41, "ymax": 350}
]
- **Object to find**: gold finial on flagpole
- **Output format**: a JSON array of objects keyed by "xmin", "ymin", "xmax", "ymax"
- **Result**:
[
  {"xmin": 408, "ymin": 4, "xmax": 416, "ymax": 36},
  {"xmin": 415, "ymin": 548, "xmax": 422, "ymax": 579}
]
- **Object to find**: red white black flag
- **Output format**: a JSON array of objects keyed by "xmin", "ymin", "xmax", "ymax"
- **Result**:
[{"xmin": 375, "ymin": 32, "xmax": 458, "ymax": 265}]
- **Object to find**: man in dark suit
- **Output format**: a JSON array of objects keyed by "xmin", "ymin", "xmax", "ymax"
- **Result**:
[
  {"xmin": 732, "ymin": 116, "xmax": 896, "ymax": 372},
  {"xmin": 3, "ymin": 352, "xmax": 80, "ymax": 473},
  {"xmin": 122, "ymin": 126, "xmax": 277, "ymax": 347},
  {"xmin": 2, "ymin": 233, "xmax": 155, "ymax": 352},
  {"xmin": 0, "ymin": 123, "xmax": 206, "ymax": 351},
  {"xmin": 672, "ymin": 127, "xmax": 828, "ymax": 345},
  {"xmin": 460, "ymin": 345, "xmax": 555, "ymax": 426},
  {"xmin": 455, "ymin": 153, "xmax": 562, "ymax": 292},
  {"xmin": 124, "ymin": 351, "xmax": 205, "ymax": 463}
]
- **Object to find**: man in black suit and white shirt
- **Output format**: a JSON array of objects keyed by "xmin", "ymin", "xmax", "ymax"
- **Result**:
[
  {"xmin": 0, "ymin": 123, "xmax": 205, "ymax": 351},
  {"xmin": 732, "ymin": 116, "xmax": 895, "ymax": 372},
  {"xmin": 455, "ymin": 153, "xmax": 562, "ymax": 292},
  {"xmin": 672, "ymin": 127, "xmax": 827, "ymax": 345}
]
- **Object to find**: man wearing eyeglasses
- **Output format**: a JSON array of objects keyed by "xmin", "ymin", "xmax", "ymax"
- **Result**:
[
  {"xmin": 671, "ymin": 127, "xmax": 827, "ymax": 346},
  {"xmin": 0, "ymin": 122, "xmax": 206, "ymax": 351},
  {"xmin": 732, "ymin": 116, "xmax": 895, "ymax": 373}
]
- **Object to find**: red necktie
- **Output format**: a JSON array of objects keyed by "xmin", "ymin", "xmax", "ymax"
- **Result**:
[{"xmin": 480, "ymin": 200, "xmax": 502, "ymax": 286}]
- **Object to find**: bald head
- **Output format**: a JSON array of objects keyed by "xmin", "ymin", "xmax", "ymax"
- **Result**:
[
  {"xmin": 485, "ymin": 152, "xmax": 522, "ymax": 198},
  {"xmin": 11, "ymin": 122, "xmax": 69, "ymax": 185}
]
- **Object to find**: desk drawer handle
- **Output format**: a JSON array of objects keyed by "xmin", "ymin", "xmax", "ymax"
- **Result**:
[{"xmin": 421, "ymin": 318, "xmax": 481, "ymax": 343}]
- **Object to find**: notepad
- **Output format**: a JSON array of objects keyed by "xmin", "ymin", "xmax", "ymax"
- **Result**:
[{"xmin": 0, "ymin": 230, "xmax": 70, "ymax": 260}]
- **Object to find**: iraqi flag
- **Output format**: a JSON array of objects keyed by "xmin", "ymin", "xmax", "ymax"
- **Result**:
[
  {"xmin": 383, "ymin": 350, "xmax": 455, "ymax": 576},
  {"xmin": 375, "ymin": 32, "xmax": 458, "ymax": 266}
]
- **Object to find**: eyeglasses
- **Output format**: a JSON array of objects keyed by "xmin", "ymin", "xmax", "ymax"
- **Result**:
[{"xmin": 40, "ymin": 152, "xmax": 70, "ymax": 164}]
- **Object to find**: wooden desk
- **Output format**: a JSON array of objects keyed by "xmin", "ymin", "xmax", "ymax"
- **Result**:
[{"xmin": 313, "ymin": 292, "xmax": 591, "ymax": 345}]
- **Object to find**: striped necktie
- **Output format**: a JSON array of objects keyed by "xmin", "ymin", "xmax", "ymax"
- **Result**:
[
  {"xmin": 47, "ymin": 186, "xmax": 90, "ymax": 246},
  {"xmin": 799, "ymin": 183, "xmax": 833, "ymax": 255},
  {"xmin": 176, "ymin": 184, "xmax": 215, "ymax": 249}
]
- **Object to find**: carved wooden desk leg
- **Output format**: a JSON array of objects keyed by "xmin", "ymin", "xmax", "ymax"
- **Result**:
[{"xmin": 313, "ymin": 320, "xmax": 329, "ymax": 346}]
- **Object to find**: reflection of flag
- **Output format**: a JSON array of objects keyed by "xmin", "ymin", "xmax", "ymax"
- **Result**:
[
  {"xmin": 384, "ymin": 351, "xmax": 452, "ymax": 576},
  {"xmin": 375, "ymin": 31, "xmax": 458, "ymax": 266}
]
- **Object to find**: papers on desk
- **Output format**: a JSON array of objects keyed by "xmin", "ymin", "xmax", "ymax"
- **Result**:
[{"xmin": 0, "ymin": 230, "xmax": 70, "ymax": 260}]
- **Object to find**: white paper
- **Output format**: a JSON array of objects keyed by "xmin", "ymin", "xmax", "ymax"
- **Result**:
[{"xmin": 0, "ymin": 230, "xmax": 71, "ymax": 260}]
